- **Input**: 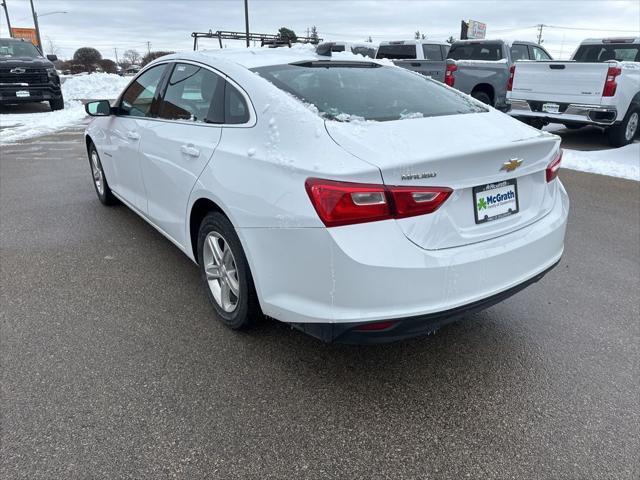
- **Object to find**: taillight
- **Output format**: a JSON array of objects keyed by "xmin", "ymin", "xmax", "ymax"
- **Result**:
[
  {"xmin": 444, "ymin": 63, "xmax": 457, "ymax": 87},
  {"xmin": 305, "ymin": 178, "xmax": 452, "ymax": 227},
  {"xmin": 507, "ymin": 65, "xmax": 516, "ymax": 92},
  {"xmin": 546, "ymin": 150, "xmax": 562, "ymax": 183},
  {"xmin": 389, "ymin": 186, "xmax": 452, "ymax": 218},
  {"xmin": 603, "ymin": 66, "xmax": 621, "ymax": 97}
]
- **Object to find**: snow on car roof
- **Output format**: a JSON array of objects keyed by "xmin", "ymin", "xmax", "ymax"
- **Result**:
[
  {"xmin": 379, "ymin": 39, "xmax": 449, "ymax": 46},
  {"xmin": 159, "ymin": 44, "xmax": 376, "ymax": 70}
]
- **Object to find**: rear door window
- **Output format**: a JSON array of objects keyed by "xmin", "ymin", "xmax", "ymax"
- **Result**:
[
  {"xmin": 157, "ymin": 63, "xmax": 224, "ymax": 123},
  {"xmin": 422, "ymin": 44, "xmax": 443, "ymax": 61},
  {"xmin": 530, "ymin": 45, "xmax": 552, "ymax": 60},
  {"xmin": 224, "ymin": 83, "xmax": 250, "ymax": 124},
  {"xmin": 510, "ymin": 44, "xmax": 530, "ymax": 61},
  {"xmin": 375, "ymin": 44, "xmax": 417, "ymax": 60}
]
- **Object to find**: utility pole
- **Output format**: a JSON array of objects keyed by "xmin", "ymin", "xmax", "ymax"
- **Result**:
[
  {"xmin": 114, "ymin": 47, "xmax": 119, "ymax": 65},
  {"xmin": 244, "ymin": 0, "xmax": 250, "ymax": 47},
  {"xmin": 29, "ymin": 0, "xmax": 43, "ymax": 53},
  {"xmin": 1, "ymin": 0, "xmax": 12, "ymax": 37},
  {"xmin": 146, "ymin": 41, "xmax": 151, "ymax": 55},
  {"xmin": 536, "ymin": 24, "xmax": 545, "ymax": 45}
]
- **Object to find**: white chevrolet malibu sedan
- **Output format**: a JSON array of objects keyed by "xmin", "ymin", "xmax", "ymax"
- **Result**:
[{"xmin": 84, "ymin": 47, "xmax": 569, "ymax": 343}]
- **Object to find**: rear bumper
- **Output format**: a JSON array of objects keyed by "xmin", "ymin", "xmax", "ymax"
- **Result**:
[
  {"xmin": 239, "ymin": 180, "xmax": 569, "ymax": 340},
  {"xmin": 508, "ymin": 99, "xmax": 617, "ymax": 126},
  {"xmin": 296, "ymin": 259, "xmax": 559, "ymax": 344}
]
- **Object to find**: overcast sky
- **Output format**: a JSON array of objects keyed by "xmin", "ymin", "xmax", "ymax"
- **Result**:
[{"xmin": 1, "ymin": 0, "xmax": 639, "ymax": 60}]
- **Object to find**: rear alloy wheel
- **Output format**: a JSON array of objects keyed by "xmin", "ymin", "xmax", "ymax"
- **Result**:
[
  {"xmin": 607, "ymin": 108, "xmax": 639, "ymax": 148},
  {"xmin": 197, "ymin": 212, "xmax": 260, "ymax": 329},
  {"xmin": 471, "ymin": 90, "xmax": 492, "ymax": 106},
  {"xmin": 88, "ymin": 145, "xmax": 118, "ymax": 205}
]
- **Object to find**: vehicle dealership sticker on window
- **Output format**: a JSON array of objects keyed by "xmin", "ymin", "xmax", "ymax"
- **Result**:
[
  {"xmin": 16, "ymin": 90, "xmax": 30, "ymax": 98},
  {"xmin": 542, "ymin": 103, "xmax": 560, "ymax": 114},
  {"xmin": 473, "ymin": 179, "xmax": 519, "ymax": 224}
]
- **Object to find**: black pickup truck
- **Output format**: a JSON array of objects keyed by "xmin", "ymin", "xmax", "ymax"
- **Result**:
[{"xmin": 0, "ymin": 37, "xmax": 64, "ymax": 110}]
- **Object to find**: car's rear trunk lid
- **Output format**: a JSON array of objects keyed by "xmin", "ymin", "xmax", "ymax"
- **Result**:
[{"xmin": 325, "ymin": 111, "xmax": 560, "ymax": 250}]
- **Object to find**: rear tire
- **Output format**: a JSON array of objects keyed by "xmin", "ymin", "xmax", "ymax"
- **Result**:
[
  {"xmin": 197, "ymin": 212, "xmax": 261, "ymax": 330},
  {"xmin": 471, "ymin": 90, "xmax": 492, "ymax": 106},
  {"xmin": 606, "ymin": 107, "xmax": 639, "ymax": 148},
  {"xmin": 88, "ymin": 144, "xmax": 119, "ymax": 205},
  {"xmin": 49, "ymin": 96, "xmax": 64, "ymax": 111}
]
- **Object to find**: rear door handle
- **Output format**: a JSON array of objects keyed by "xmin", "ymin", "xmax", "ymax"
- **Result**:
[
  {"xmin": 126, "ymin": 131, "xmax": 140, "ymax": 140},
  {"xmin": 410, "ymin": 62, "xmax": 421, "ymax": 67},
  {"xmin": 181, "ymin": 145, "xmax": 200, "ymax": 157}
]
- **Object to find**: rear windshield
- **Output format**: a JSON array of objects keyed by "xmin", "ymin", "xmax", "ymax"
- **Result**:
[
  {"xmin": 448, "ymin": 42, "xmax": 504, "ymax": 61},
  {"xmin": 573, "ymin": 44, "xmax": 640, "ymax": 62},
  {"xmin": 252, "ymin": 62, "xmax": 486, "ymax": 122},
  {"xmin": 375, "ymin": 44, "xmax": 417, "ymax": 60},
  {"xmin": 0, "ymin": 39, "xmax": 42, "ymax": 59}
]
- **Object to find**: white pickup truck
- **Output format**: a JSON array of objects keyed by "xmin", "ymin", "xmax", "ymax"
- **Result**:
[{"xmin": 507, "ymin": 37, "xmax": 640, "ymax": 147}]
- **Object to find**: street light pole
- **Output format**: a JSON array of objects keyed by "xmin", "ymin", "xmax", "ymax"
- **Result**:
[
  {"xmin": 2, "ymin": 0, "xmax": 13, "ymax": 37},
  {"xmin": 244, "ymin": 0, "xmax": 250, "ymax": 47},
  {"xmin": 29, "ymin": 0, "xmax": 42, "ymax": 53}
]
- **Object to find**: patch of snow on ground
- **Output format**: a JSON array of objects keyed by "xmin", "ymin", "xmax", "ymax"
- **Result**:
[
  {"xmin": 562, "ymin": 144, "xmax": 639, "ymax": 181},
  {"xmin": 1, "ymin": 73, "xmax": 129, "ymax": 144}
]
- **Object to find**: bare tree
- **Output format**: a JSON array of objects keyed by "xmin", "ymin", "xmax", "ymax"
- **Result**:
[
  {"xmin": 46, "ymin": 37, "xmax": 60, "ymax": 56},
  {"xmin": 414, "ymin": 30, "xmax": 426, "ymax": 40},
  {"xmin": 122, "ymin": 49, "xmax": 141, "ymax": 66}
]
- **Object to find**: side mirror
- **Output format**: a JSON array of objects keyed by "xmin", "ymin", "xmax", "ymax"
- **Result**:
[
  {"xmin": 85, "ymin": 100, "xmax": 112, "ymax": 116},
  {"xmin": 46, "ymin": 54, "xmax": 58, "ymax": 62}
]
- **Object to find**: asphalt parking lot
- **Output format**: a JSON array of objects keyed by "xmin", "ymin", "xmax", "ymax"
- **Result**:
[{"xmin": 1, "ymin": 128, "xmax": 639, "ymax": 479}]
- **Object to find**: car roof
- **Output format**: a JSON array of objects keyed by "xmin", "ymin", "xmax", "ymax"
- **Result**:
[
  {"xmin": 156, "ymin": 45, "xmax": 377, "ymax": 70},
  {"xmin": 580, "ymin": 37, "xmax": 640, "ymax": 45}
]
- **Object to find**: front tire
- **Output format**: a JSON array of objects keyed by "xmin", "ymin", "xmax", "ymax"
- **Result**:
[
  {"xmin": 49, "ymin": 96, "xmax": 64, "ymax": 111},
  {"xmin": 88, "ymin": 144, "xmax": 118, "ymax": 205},
  {"xmin": 197, "ymin": 212, "xmax": 260, "ymax": 330},
  {"xmin": 607, "ymin": 107, "xmax": 639, "ymax": 148}
]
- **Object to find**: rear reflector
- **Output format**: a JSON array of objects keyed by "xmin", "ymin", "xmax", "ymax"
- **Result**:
[
  {"xmin": 603, "ymin": 66, "xmax": 621, "ymax": 97},
  {"xmin": 444, "ymin": 63, "xmax": 457, "ymax": 87},
  {"xmin": 305, "ymin": 178, "xmax": 452, "ymax": 227},
  {"xmin": 507, "ymin": 65, "xmax": 516, "ymax": 92},
  {"xmin": 354, "ymin": 320, "xmax": 397, "ymax": 331},
  {"xmin": 546, "ymin": 150, "xmax": 562, "ymax": 182}
]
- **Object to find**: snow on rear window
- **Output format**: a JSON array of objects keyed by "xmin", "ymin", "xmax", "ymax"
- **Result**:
[{"xmin": 251, "ymin": 63, "xmax": 485, "ymax": 122}]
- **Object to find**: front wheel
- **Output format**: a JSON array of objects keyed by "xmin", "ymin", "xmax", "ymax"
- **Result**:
[
  {"xmin": 197, "ymin": 212, "xmax": 261, "ymax": 330},
  {"xmin": 88, "ymin": 144, "xmax": 119, "ymax": 205},
  {"xmin": 606, "ymin": 108, "xmax": 639, "ymax": 148},
  {"xmin": 49, "ymin": 96, "xmax": 64, "ymax": 111}
]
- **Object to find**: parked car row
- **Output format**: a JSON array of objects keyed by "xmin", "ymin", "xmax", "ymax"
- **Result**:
[{"xmin": 316, "ymin": 36, "xmax": 640, "ymax": 146}]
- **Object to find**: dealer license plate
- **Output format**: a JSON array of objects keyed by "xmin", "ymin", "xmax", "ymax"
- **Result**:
[
  {"xmin": 473, "ymin": 179, "xmax": 519, "ymax": 224},
  {"xmin": 16, "ymin": 90, "xmax": 30, "ymax": 98},
  {"xmin": 542, "ymin": 102, "xmax": 559, "ymax": 114}
]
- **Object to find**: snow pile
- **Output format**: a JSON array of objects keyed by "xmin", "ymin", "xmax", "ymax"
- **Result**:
[
  {"xmin": 562, "ymin": 144, "xmax": 639, "ymax": 181},
  {"xmin": 1, "ymin": 73, "xmax": 129, "ymax": 144},
  {"xmin": 62, "ymin": 73, "xmax": 129, "ymax": 100}
]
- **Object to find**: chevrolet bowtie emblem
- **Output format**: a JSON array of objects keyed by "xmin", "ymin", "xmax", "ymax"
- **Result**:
[{"xmin": 500, "ymin": 158, "xmax": 523, "ymax": 172}]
